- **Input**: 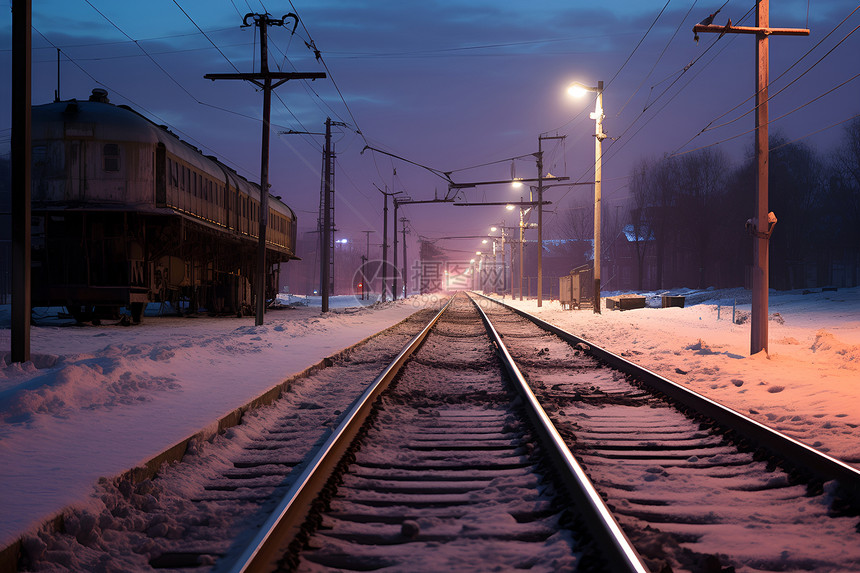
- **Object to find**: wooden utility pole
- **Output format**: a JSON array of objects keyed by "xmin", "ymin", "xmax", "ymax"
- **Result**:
[
  {"xmin": 693, "ymin": 1, "xmax": 808, "ymax": 354},
  {"xmin": 205, "ymin": 13, "xmax": 324, "ymax": 325},
  {"xmin": 11, "ymin": 0, "xmax": 31, "ymax": 363}
]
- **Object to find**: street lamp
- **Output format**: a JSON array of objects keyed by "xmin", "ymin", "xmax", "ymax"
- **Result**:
[{"xmin": 568, "ymin": 80, "xmax": 605, "ymax": 314}]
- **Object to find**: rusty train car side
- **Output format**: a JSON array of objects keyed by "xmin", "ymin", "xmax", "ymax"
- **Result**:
[{"xmin": 29, "ymin": 89, "xmax": 298, "ymax": 323}]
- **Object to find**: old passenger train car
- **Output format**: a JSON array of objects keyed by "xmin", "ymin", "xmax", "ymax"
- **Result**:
[{"xmin": 30, "ymin": 89, "xmax": 297, "ymax": 323}]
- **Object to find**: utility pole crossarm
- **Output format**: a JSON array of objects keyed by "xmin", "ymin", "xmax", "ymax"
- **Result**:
[
  {"xmin": 692, "ymin": 24, "xmax": 809, "ymax": 36},
  {"xmin": 205, "ymin": 71, "xmax": 326, "ymax": 84}
]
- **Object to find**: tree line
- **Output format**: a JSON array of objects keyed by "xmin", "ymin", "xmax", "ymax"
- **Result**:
[{"xmin": 570, "ymin": 118, "xmax": 860, "ymax": 292}]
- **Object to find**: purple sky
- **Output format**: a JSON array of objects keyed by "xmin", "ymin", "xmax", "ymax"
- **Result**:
[{"xmin": 2, "ymin": 0, "xmax": 857, "ymax": 262}]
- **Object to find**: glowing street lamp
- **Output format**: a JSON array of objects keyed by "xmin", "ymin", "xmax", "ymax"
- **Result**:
[{"xmin": 568, "ymin": 80, "xmax": 605, "ymax": 314}]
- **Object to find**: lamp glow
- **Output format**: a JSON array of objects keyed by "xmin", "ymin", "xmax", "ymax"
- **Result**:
[
  {"xmin": 506, "ymin": 204, "xmax": 515, "ymax": 211},
  {"xmin": 567, "ymin": 84, "xmax": 588, "ymax": 98}
]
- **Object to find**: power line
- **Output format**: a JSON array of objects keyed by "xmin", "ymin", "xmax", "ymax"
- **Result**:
[
  {"xmin": 172, "ymin": 0, "xmax": 241, "ymax": 72},
  {"xmin": 693, "ymin": 17, "xmax": 860, "ymax": 136},
  {"xmin": 604, "ymin": 0, "xmax": 672, "ymax": 93},
  {"xmin": 615, "ymin": 0, "xmax": 699, "ymax": 116},
  {"xmin": 670, "ymin": 72, "xmax": 860, "ymax": 158},
  {"xmin": 672, "ymin": 4, "xmax": 860, "ymax": 155},
  {"xmin": 81, "ymin": 0, "xmax": 210, "ymax": 105},
  {"xmin": 689, "ymin": 5, "xmax": 859, "ymax": 138}
]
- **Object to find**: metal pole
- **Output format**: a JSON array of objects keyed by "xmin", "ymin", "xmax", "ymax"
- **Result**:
[
  {"xmin": 382, "ymin": 193, "xmax": 389, "ymax": 301},
  {"xmin": 362, "ymin": 230, "xmax": 373, "ymax": 300},
  {"xmin": 593, "ymin": 81, "xmax": 604, "ymax": 314},
  {"xmin": 519, "ymin": 203, "xmax": 524, "ymax": 301},
  {"xmin": 11, "ymin": 0, "xmax": 32, "ymax": 363},
  {"xmin": 321, "ymin": 118, "xmax": 332, "ymax": 313},
  {"xmin": 500, "ymin": 225, "xmax": 506, "ymax": 298},
  {"xmin": 536, "ymin": 147, "xmax": 544, "ymax": 307},
  {"xmin": 401, "ymin": 218, "xmax": 408, "ymax": 298},
  {"xmin": 393, "ymin": 202, "xmax": 399, "ymax": 299},
  {"xmin": 751, "ymin": 1, "xmax": 769, "ymax": 354}
]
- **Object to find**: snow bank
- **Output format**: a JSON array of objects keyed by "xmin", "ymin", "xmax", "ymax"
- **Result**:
[{"xmin": 0, "ymin": 298, "xmax": 428, "ymax": 547}]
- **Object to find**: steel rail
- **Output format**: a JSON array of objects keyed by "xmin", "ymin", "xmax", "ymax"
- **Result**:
[
  {"xmin": 468, "ymin": 294, "xmax": 650, "ymax": 573},
  {"xmin": 474, "ymin": 292, "xmax": 860, "ymax": 502},
  {"xmin": 221, "ymin": 297, "xmax": 454, "ymax": 573}
]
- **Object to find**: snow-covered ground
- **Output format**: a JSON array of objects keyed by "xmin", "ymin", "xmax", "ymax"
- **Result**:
[
  {"xmin": 1, "ymin": 287, "xmax": 858, "ymax": 556},
  {"xmin": 0, "ymin": 295, "xmax": 430, "ymax": 549},
  {"xmin": 500, "ymin": 287, "xmax": 860, "ymax": 469}
]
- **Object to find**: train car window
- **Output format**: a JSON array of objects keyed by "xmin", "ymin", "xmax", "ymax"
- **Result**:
[
  {"xmin": 169, "ymin": 159, "xmax": 178, "ymax": 188},
  {"xmin": 103, "ymin": 144, "xmax": 120, "ymax": 172}
]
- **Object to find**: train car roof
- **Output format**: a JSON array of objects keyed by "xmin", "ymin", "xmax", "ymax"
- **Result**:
[{"xmin": 31, "ymin": 90, "xmax": 296, "ymax": 221}]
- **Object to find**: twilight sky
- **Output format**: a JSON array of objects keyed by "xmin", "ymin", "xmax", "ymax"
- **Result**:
[{"xmin": 2, "ymin": 0, "xmax": 858, "ymax": 263}]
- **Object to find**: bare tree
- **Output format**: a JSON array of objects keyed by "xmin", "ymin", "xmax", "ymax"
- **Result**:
[
  {"xmin": 676, "ymin": 148, "xmax": 730, "ymax": 289},
  {"xmin": 562, "ymin": 189, "xmax": 594, "ymax": 248}
]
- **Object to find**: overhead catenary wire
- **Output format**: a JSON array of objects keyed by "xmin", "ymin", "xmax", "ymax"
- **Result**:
[
  {"xmin": 670, "ymin": 72, "xmax": 860, "ymax": 158},
  {"xmin": 669, "ymin": 4, "xmax": 860, "ymax": 157},
  {"xmin": 172, "ymin": 0, "xmax": 241, "ymax": 72},
  {"xmin": 676, "ymin": 10, "xmax": 860, "ymax": 146},
  {"xmin": 615, "ymin": 0, "xmax": 700, "ymax": 117},
  {"xmin": 552, "ymin": 3, "xmax": 756, "ymax": 203}
]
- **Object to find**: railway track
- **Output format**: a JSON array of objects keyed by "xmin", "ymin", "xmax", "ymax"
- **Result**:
[
  {"xmin": 476, "ymin": 293, "xmax": 860, "ymax": 572},
  {"xmin": 18, "ymin": 293, "xmax": 860, "ymax": 573},
  {"xmin": 277, "ymin": 294, "xmax": 635, "ymax": 572}
]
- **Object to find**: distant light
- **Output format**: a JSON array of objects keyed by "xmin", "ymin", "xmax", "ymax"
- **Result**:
[
  {"xmin": 512, "ymin": 178, "xmax": 523, "ymax": 189},
  {"xmin": 336, "ymin": 238, "xmax": 348, "ymax": 244},
  {"xmin": 476, "ymin": 251, "xmax": 482, "ymax": 255},
  {"xmin": 506, "ymin": 204, "xmax": 515, "ymax": 211},
  {"xmin": 470, "ymin": 258, "xmax": 475, "ymax": 264},
  {"xmin": 567, "ymin": 84, "xmax": 588, "ymax": 98},
  {"xmin": 313, "ymin": 290, "xmax": 318, "ymax": 295},
  {"xmin": 490, "ymin": 226, "xmax": 497, "ymax": 232},
  {"xmin": 482, "ymin": 239, "xmax": 488, "ymax": 244}
]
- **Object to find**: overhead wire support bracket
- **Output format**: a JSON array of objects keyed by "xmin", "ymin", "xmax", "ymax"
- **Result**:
[{"xmin": 449, "ymin": 176, "xmax": 568, "ymax": 190}]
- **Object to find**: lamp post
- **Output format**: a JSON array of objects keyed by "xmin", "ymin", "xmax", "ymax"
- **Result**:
[
  {"xmin": 568, "ymin": 80, "xmax": 605, "ymax": 314},
  {"xmin": 490, "ymin": 225, "xmax": 507, "ymax": 297}
]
